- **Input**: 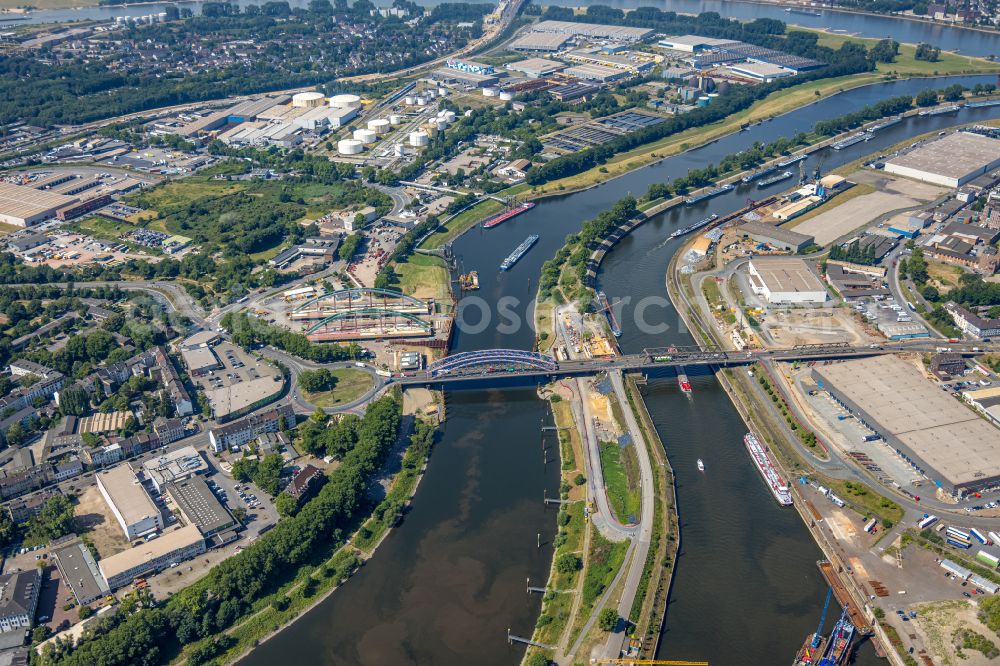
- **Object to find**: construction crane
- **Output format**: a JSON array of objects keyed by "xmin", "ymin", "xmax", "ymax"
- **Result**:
[
  {"xmin": 812, "ymin": 587, "xmax": 834, "ymax": 649},
  {"xmin": 590, "ymin": 658, "xmax": 708, "ymax": 666}
]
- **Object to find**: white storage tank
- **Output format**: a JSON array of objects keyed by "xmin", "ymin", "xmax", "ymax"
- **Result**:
[
  {"xmin": 425, "ymin": 90, "xmax": 435, "ymax": 99},
  {"xmin": 292, "ymin": 92, "xmax": 326, "ymax": 108},
  {"xmin": 437, "ymin": 87, "xmax": 447, "ymax": 97},
  {"xmin": 393, "ymin": 143, "xmax": 406, "ymax": 157},
  {"xmin": 499, "ymin": 91, "xmax": 513, "ymax": 101},
  {"xmin": 389, "ymin": 114, "xmax": 402, "ymax": 125},
  {"xmin": 415, "ymin": 97, "xmax": 426, "ymax": 106},
  {"xmin": 434, "ymin": 118, "xmax": 448, "ymax": 131},
  {"xmin": 482, "ymin": 87, "xmax": 498, "ymax": 97},
  {"xmin": 329, "ymin": 94, "xmax": 362, "ymax": 109},
  {"xmin": 409, "ymin": 131, "xmax": 429, "ymax": 147},
  {"xmin": 443, "ymin": 110, "xmax": 456, "ymax": 123},
  {"xmin": 338, "ymin": 139, "xmax": 364, "ymax": 155},
  {"xmin": 353, "ymin": 128, "xmax": 377, "ymax": 144},
  {"xmin": 368, "ymin": 118, "xmax": 391, "ymax": 134},
  {"xmin": 404, "ymin": 96, "xmax": 416, "ymax": 106}
]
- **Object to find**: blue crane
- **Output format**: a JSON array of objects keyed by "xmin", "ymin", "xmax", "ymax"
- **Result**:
[{"xmin": 812, "ymin": 587, "xmax": 833, "ymax": 649}]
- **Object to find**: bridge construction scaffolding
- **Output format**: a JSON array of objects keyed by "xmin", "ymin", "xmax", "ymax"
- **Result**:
[
  {"xmin": 291, "ymin": 287, "xmax": 432, "ymax": 321},
  {"xmin": 305, "ymin": 308, "xmax": 434, "ymax": 342}
]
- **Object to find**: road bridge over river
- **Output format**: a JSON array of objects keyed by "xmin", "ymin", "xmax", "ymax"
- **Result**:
[{"xmin": 394, "ymin": 341, "xmax": 999, "ymax": 388}]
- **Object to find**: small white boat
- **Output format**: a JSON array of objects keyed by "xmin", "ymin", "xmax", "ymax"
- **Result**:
[{"xmin": 697, "ymin": 459, "xmax": 705, "ymax": 472}]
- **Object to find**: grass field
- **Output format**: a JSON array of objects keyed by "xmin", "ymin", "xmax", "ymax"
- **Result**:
[
  {"xmin": 809, "ymin": 29, "xmax": 1000, "ymax": 76},
  {"xmin": 599, "ymin": 440, "xmax": 641, "ymax": 525},
  {"xmin": 926, "ymin": 258, "xmax": 966, "ymax": 289},
  {"xmin": 301, "ymin": 368, "xmax": 374, "ymax": 408},
  {"xmin": 0, "ymin": 221, "xmax": 21, "ymax": 236},
  {"xmin": 568, "ymin": 531, "xmax": 628, "ymax": 644},
  {"xmin": 423, "ymin": 198, "xmax": 504, "ymax": 250},
  {"xmin": 395, "ymin": 253, "xmax": 451, "ymax": 303}
]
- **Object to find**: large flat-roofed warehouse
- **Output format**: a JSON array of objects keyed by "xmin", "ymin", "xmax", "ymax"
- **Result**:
[
  {"xmin": 883, "ymin": 132, "xmax": 1000, "ymax": 188},
  {"xmin": 96, "ymin": 464, "xmax": 163, "ymax": 540},
  {"xmin": 530, "ymin": 20, "xmax": 653, "ymax": 42},
  {"xmin": 509, "ymin": 31, "xmax": 571, "ymax": 52},
  {"xmin": 505, "ymin": 57, "xmax": 566, "ymax": 79},
  {"xmin": 813, "ymin": 355, "xmax": 1000, "ymax": 495},
  {"xmin": 165, "ymin": 477, "xmax": 235, "ymax": 537},
  {"xmin": 747, "ymin": 256, "xmax": 828, "ymax": 304},
  {"xmin": 0, "ymin": 182, "xmax": 79, "ymax": 227}
]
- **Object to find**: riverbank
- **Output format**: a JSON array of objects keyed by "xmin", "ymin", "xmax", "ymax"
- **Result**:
[{"xmin": 215, "ymin": 418, "xmax": 437, "ymax": 666}]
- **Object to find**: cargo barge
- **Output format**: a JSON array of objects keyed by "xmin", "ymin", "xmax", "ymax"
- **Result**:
[
  {"xmin": 966, "ymin": 99, "xmax": 1000, "ymax": 108},
  {"xmin": 669, "ymin": 213, "xmax": 718, "ymax": 239},
  {"xmin": 818, "ymin": 607, "xmax": 855, "ymax": 666},
  {"xmin": 744, "ymin": 432, "xmax": 792, "ymax": 506},
  {"xmin": 596, "ymin": 290, "xmax": 622, "ymax": 337},
  {"xmin": 776, "ymin": 154, "xmax": 808, "ymax": 168},
  {"xmin": 793, "ymin": 633, "xmax": 828, "ymax": 665},
  {"xmin": 481, "ymin": 201, "xmax": 535, "ymax": 229},
  {"xmin": 918, "ymin": 104, "xmax": 961, "ymax": 116},
  {"xmin": 756, "ymin": 170, "xmax": 794, "ymax": 188},
  {"xmin": 685, "ymin": 182, "xmax": 735, "ymax": 205},
  {"xmin": 832, "ymin": 133, "xmax": 870, "ymax": 150},
  {"xmin": 500, "ymin": 234, "xmax": 539, "ymax": 271},
  {"xmin": 741, "ymin": 165, "xmax": 778, "ymax": 184},
  {"xmin": 866, "ymin": 116, "xmax": 902, "ymax": 132}
]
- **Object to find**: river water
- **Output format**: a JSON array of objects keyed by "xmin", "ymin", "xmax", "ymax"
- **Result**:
[
  {"xmin": 5, "ymin": 0, "xmax": 1000, "ymax": 58},
  {"xmin": 240, "ymin": 77, "xmax": 1000, "ymax": 665}
]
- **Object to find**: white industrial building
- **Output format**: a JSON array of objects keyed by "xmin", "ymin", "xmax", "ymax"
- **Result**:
[
  {"xmin": 747, "ymin": 257, "xmax": 828, "ymax": 304},
  {"xmin": 96, "ymin": 464, "xmax": 163, "ymax": 540},
  {"xmin": 883, "ymin": 132, "xmax": 1000, "ymax": 188}
]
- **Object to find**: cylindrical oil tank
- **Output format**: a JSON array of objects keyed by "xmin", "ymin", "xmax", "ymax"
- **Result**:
[
  {"xmin": 499, "ymin": 91, "xmax": 513, "ymax": 101},
  {"xmin": 393, "ymin": 144, "xmax": 406, "ymax": 157},
  {"xmin": 415, "ymin": 96, "xmax": 427, "ymax": 106},
  {"xmin": 353, "ymin": 129, "xmax": 377, "ymax": 144},
  {"xmin": 368, "ymin": 119, "xmax": 391, "ymax": 134},
  {"xmin": 389, "ymin": 114, "xmax": 402, "ymax": 125},
  {"xmin": 337, "ymin": 139, "xmax": 364, "ymax": 155},
  {"xmin": 404, "ymin": 96, "xmax": 416, "ymax": 106},
  {"xmin": 409, "ymin": 131, "xmax": 429, "ymax": 147},
  {"xmin": 292, "ymin": 91, "xmax": 325, "ymax": 108},
  {"xmin": 437, "ymin": 87, "xmax": 447, "ymax": 97},
  {"xmin": 482, "ymin": 87, "xmax": 498, "ymax": 97},
  {"xmin": 434, "ymin": 118, "xmax": 448, "ymax": 131},
  {"xmin": 443, "ymin": 110, "xmax": 456, "ymax": 123},
  {"xmin": 329, "ymin": 94, "xmax": 361, "ymax": 108}
]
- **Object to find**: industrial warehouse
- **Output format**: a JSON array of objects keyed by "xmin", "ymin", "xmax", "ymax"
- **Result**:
[
  {"xmin": 0, "ymin": 181, "xmax": 77, "ymax": 227},
  {"xmin": 747, "ymin": 257, "xmax": 828, "ymax": 304},
  {"xmin": 813, "ymin": 355, "xmax": 1000, "ymax": 495},
  {"xmin": 883, "ymin": 131, "xmax": 1000, "ymax": 188}
]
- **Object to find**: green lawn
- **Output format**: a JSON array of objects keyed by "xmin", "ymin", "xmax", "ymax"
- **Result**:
[
  {"xmin": 301, "ymin": 368, "xmax": 374, "ymax": 408},
  {"xmin": 395, "ymin": 253, "xmax": 451, "ymax": 304},
  {"xmin": 423, "ymin": 198, "xmax": 505, "ymax": 250},
  {"xmin": 809, "ymin": 29, "xmax": 1000, "ymax": 76},
  {"xmin": 599, "ymin": 441, "xmax": 641, "ymax": 525},
  {"xmin": 568, "ymin": 530, "xmax": 628, "ymax": 644}
]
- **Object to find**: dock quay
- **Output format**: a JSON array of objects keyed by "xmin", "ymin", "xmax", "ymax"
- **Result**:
[{"xmin": 817, "ymin": 559, "xmax": 870, "ymax": 634}]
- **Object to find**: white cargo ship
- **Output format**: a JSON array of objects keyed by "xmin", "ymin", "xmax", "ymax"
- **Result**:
[{"xmin": 744, "ymin": 432, "xmax": 793, "ymax": 506}]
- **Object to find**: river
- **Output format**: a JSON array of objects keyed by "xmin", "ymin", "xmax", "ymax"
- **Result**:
[
  {"xmin": 4, "ymin": 0, "xmax": 999, "ymax": 58},
  {"xmin": 238, "ymin": 73, "xmax": 1000, "ymax": 665}
]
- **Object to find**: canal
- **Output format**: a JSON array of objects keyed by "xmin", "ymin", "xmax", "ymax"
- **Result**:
[
  {"xmin": 240, "ymin": 76, "xmax": 1000, "ymax": 665},
  {"xmin": 5, "ymin": 0, "xmax": 1000, "ymax": 58}
]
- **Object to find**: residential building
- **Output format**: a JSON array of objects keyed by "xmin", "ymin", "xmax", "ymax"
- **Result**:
[
  {"xmin": 0, "ymin": 570, "xmax": 39, "ymax": 633},
  {"xmin": 945, "ymin": 302, "xmax": 1000, "ymax": 339},
  {"xmin": 208, "ymin": 403, "xmax": 294, "ymax": 453},
  {"xmin": 52, "ymin": 458, "xmax": 83, "ymax": 482},
  {"xmin": 6, "ymin": 489, "xmax": 57, "ymax": 523},
  {"xmin": 152, "ymin": 417, "xmax": 185, "ymax": 445},
  {"xmin": 284, "ymin": 464, "xmax": 323, "ymax": 503}
]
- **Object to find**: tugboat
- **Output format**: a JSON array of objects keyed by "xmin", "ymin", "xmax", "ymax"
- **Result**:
[{"xmin": 677, "ymin": 367, "xmax": 692, "ymax": 395}]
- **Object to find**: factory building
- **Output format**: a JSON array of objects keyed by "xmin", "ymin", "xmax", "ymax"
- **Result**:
[
  {"xmin": 883, "ymin": 132, "xmax": 1000, "ymax": 188},
  {"xmin": 96, "ymin": 464, "xmax": 163, "ymax": 540},
  {"xmin": 141, "ymin": 446, "xmax": 208, "ymax": 493},
  {"xmin": 727, "ymin": 61, "xmax": 795, "ymax": 82},
  {"xmin": 562, "ymin": 63, "xmax": 629, "ymax": 83},
  {"xmin": 658, "ymin": 35, "xmax": 739, "ymax": 52},
  {"xmin": 165, "ymin": 477, "xmax": 236, "ymax": 538},
  {"xmin": 505, "ymin": 57, "xmax": 566, "ymax": 79},
  {"xmin": 509, "ymin": 31, "xmax": 571, "ymax": 52},
  {"xmin": 747, "ymin": 256, "xmax": 828, "ymax": 304},
  {"xmin": 430, "ymin": 68, "xmax": 498, "ymax": 88},
  {"xmin": 0, "ymin": 182, "xmax": 79, "ymax": 227},
  {"xmin": 813, "ymin": 355, "xmax": 1000, "ymax": 496},
  {"xmin": 734, "ymin": 220, "xmax": 815, "ymax": 252},
  {"xmin": 52, "ymin": 541, "xmax": 109, "ymax": 605}
]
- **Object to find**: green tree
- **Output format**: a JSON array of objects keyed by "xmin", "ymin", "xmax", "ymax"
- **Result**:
[
  {"xmin": 252, "ymin": 454, "xmax": 284, "ymax": 496},
  {"xmin": 555, "ymin": 553, "xmax": 581, "ymax": 574},
  {"xmin": 598, "ymin": 608, "xmax": 619, "ymax": 631},
  {"xmin": 275, "ymin": 493, "xmax": 299, "ymax": 517}
]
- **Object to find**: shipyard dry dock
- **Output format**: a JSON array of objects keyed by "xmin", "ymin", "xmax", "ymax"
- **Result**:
[{"xmin": 812, "ymin": 355, "xmax": 1000, "ymax": 495}]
